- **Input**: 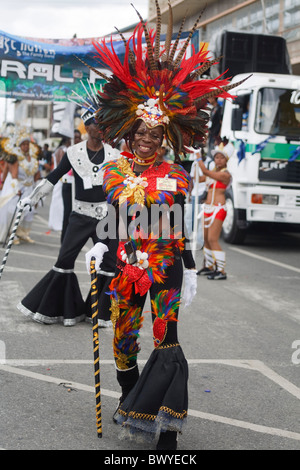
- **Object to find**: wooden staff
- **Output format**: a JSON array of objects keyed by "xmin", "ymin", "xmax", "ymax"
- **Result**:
[
  {"xmin": 0, "ymin": 206, "xmax": 24, "ymax": 280},
  {"xmin": 90, "ymin": 257, "xmax": 102, "ymax": 438}
]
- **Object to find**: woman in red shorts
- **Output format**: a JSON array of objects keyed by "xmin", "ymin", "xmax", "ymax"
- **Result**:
[{"xmin": 196, "ymin": 143, "xmax": 233, "ymax": 280}]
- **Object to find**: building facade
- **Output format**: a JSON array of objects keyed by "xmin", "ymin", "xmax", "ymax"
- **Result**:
[{"xmin": 148, "ymin": 0, "xmax": 300, "ymax": 75}]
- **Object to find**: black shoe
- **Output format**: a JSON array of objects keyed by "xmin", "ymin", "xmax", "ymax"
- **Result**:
[
  {"xmin": 156, "ymin": 431, "xmax": 177, "ymax": 450},
  {"xmin": 207, "ymin": 270, "xmax": 227, "ymax": 280},
  {"xmin": 197, "ymin": 267, "xmax": 214, "ymax": 276}
]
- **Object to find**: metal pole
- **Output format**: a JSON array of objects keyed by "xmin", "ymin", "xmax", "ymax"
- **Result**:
[
  {"xmin": 90, "ymin": 257, "xmax": 102, "ymax": 438},
  {"xmin": 192, "ymin": 158, "xmax": 199, "ymax": 258},
  {"xmin": 2, "ymin": 194, "xmax": 21, "ymax": 248},
  {"xmin": 0, "ymin": 206, "xmax": 24, "ymax": 280}
]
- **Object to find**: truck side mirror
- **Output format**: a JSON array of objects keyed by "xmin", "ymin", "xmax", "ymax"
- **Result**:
[{"xmin": 231, "ymin": 108, "xmax": 243, "ymax": 131}]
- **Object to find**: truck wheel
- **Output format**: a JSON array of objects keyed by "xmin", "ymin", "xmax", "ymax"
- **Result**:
[{"xmin": 222, "ymin": 194, "xmax": 247, "ymax": 244}]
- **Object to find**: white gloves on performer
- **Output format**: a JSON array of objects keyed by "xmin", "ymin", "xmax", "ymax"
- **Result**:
[
  {"xmin": 17, "ymin": 179, "xmax": 54, "ymax": 210},
  {"xmin": 85, "ymin": 242, "xmax": 109, "ymax": 273},
  {"xmin": 17, "ymin": 196, "xmax": 32, "ymax": 209},
  {"xmin": 182, "ymin": 268, "xmax": 197, "ymax": 308}
]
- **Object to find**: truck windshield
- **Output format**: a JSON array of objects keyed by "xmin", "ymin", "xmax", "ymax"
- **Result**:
[{"xmin": 255, "ymin": 87, "xmax": 300, "ymax": 138}]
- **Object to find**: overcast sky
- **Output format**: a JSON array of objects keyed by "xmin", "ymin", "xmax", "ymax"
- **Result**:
[
  {"xmin": 0, "ymin": 0, "xmax": 149, "ymax": 39},
  {"xmin": 0, "ymin": 0, "xmax": 149, "ymax": 124}
]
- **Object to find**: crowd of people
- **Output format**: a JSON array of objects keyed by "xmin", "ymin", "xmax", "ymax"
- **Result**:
[{"xmin": 0, "ymin": 1, "xmax": 242, "ymax": 451}]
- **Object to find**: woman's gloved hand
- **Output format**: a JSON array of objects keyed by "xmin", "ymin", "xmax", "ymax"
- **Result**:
[
  {"xmin": 85, "ymin": 242, "xmax": 109, "ymax": 273},
  {"xmin": 182, "ymin": 268, "xmax": 197, "ymax": 307}
]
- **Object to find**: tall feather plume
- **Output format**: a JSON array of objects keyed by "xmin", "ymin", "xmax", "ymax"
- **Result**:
[
  {"xmin": 174, "ymin": 6, "xmax": 206, "ymax": 67},
  {"xmin": 165, "ymin": 1, "xmax": 173, "ymax": 59},
  {"xmin": 195, "ymin": 75, "xmax": 252, "ymax": 103},
  {"xmin": 92, "ymin": 1, "xmax": 251, "ymax": 156},
  {"xmin": 190, "ymin": 56, "xmax": 223, "ymax": 80},
  {"xmin": 114, "ymin": 26, "xmax": 136, "ymax": 68},
  {"xmin": 73, "ymin": 54, "xmax": 110, "ymax": 81},
  {"xmin": 154, "ymin": 0, "xmax": 161, "ymax": 62},
  {"xmin": 168, "ymin": 12, "xmax": 187, "ymax": 65},
  {"xmin": 161, "ymin": 1, "xmax": 173, "ymax": 62},
  {"xmin": 131, "ymin": 2, "xmax": 156, "ymax": 71}
]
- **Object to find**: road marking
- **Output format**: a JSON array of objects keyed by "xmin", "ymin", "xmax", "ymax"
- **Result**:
[
  {"xmin": 229, "ymin": 246, "xmax": 300, "ymax": 273},
  {"xmin": 2, "ymin": 266, "xmax": 87, "ymax": 274},
  {"xmin": 0, "ymin": 364, "xmax": 120, "ymax": 397},
  {"xmin": 188, "ymin": 409, "xmax": 300, "ymax": 441},
  {"xmin": 2, "ymin": 358, "xmax": 299, "ymax": 398},
  {"xmin": 0, "ymin": 247, "xmax": 85, "ymax": 264},
  {"xmin": 1, "ymin": 362, "xmax": 299, "ymax": 442}
]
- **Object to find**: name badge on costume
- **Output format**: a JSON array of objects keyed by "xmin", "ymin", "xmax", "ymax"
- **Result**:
[
  {"xmin": 156, "ymin": 176, "xmax": 177, "ymax": 192},
  {"xmin": 83, "ymin": 176, "xmax": 93, "ymax": 189}
]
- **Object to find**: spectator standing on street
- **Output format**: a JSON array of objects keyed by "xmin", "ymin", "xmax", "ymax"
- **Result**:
[
  {"xmin": 196, "ymin": 143, "xmax": 233, "ymax": 279},
  {"xmin": 0, "ymin": 129, "xmax": 41, "ymax": 244},
  {"xmin": 39, "ymin": 143, "xmax": 52, "ymax": 177}
]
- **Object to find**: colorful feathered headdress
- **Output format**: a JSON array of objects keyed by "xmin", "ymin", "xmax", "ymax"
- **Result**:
[{"xmin": 87, "ymin": 1, "xmax": 247, "ymax": 155}]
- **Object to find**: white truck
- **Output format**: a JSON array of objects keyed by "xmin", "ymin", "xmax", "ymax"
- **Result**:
[
  {"xmin": 208, "ymin": 31, "xmax": 300, "ymax": 243},
  {"xmin": 220, "ymin": 72, "xmax": 300, "ymax": 243}
]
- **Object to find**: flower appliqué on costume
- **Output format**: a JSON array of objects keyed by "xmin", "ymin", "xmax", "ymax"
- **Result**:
[
  {"xmin": 124, "ymin": 175, "xmax": 148, "ymax": 190},
  {"xmin": 120, "ymin": 249, "xmax": 149, "ymax": 269},
  {"xmin": 115, "ymin": 157, "xmax": 148, "ymax": 205}
]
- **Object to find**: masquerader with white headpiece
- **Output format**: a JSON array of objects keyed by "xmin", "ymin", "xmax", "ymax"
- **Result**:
[
  {"xmin": 17, "ymin": 84, "xmax": 120, "ymax": 327},
  {"xmin": 0, "ymin": 127, "xmax": 41, "ymax": 245}
]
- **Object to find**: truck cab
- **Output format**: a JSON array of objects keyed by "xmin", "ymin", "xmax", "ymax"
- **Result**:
[{"xmin": 220, "ymin": 72, "xmax": 300, "ymax": 243}]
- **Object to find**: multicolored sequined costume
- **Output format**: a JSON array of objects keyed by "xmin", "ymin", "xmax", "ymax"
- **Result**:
[{"xmin": 103, "ymin": 152, "xmax": 194, "ymax": 440}]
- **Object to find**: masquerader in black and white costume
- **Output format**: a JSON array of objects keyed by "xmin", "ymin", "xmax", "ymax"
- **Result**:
[{"xmin": 17, "ymin": 91, "xmax": 120, "ymax": 326}]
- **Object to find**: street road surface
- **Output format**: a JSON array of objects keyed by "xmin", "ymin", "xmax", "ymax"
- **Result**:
[{"xmin": 0, "ymin": 198, "xmax": 299, "ymax": 451}]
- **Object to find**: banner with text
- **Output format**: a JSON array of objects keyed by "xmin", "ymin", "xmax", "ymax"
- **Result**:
[{"xmin": 0, "ymin": 30, "xmax": 192, "ymax": 102}]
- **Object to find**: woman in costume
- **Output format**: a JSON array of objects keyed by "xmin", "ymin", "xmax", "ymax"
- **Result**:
[
  {"xmin": 0, "ymin": 129, "xmax": 41, "ymax": 244},
  {"xmin": 85, "ymin": 1, "xmax": 246, "ymax": 449},
  {"xmin": 196, "ymin": 143, "xmax": 233, "ymax": 280}
]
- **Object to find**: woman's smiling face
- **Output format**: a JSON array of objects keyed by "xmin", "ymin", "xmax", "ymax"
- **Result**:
[{"xmin": 133, "ymin": 121, "xmax": 164, "ymax": 159}]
